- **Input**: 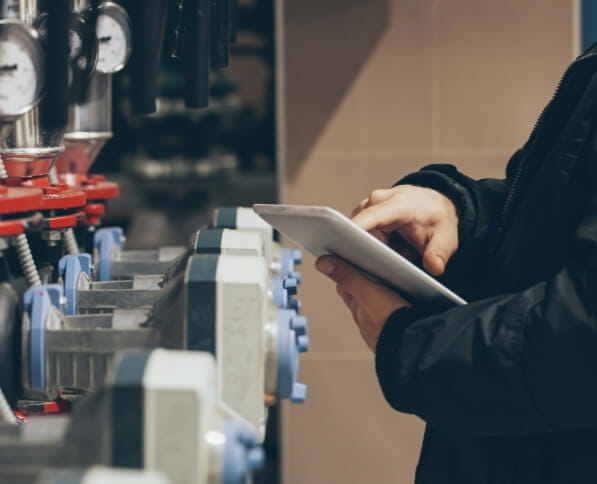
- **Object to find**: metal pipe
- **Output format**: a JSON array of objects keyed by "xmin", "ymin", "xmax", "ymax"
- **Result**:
[
  {"xmin": 210, "ymin": 0, "xmax": 230, "ymax": 68},
  {"xmin": 184, "ymin": 0, "xmax": 210, "ymax": 108},
  {"xmin": 129, "ymin": 0, "xmax": 168, "ymax": 114}
]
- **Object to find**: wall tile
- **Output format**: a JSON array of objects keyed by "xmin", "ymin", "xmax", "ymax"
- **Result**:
[
  {"xmin": 434, "ymin": 0, "xmax": 573, "ymax": 153},
  {"xmin": 282, "ymin": 359, "xmax": 424, "ymax": 484}
]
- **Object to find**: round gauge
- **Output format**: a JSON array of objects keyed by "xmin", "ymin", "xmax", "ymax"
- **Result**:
[
  {"xmin": 0, "ymin": 19, "xmax": 45, "ymax": 119},
  {"xmin": 95, "ymin": 2, "xmax": 132, "ymax": 74}
]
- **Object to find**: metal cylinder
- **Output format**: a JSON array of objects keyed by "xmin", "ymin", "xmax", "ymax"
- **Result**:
[
  {"xmin": 0, "ymin": 0, "xmax": 67, "ymax": 178},
  {"xmin": 57, "ymin": 74, "xmax": 112, "ymax": 174}
]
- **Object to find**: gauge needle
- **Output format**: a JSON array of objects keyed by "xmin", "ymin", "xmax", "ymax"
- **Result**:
[{"xmin": 0, "ymin": 64, "xmax": 17, "ymax": 73}]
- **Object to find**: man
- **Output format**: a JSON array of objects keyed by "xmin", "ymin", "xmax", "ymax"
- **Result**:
[{"xmin": 316, "ymin": 45, "xmax": 597, "ymax": 483}]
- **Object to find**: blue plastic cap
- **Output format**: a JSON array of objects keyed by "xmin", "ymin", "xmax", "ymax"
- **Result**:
[
  {"xmin": 288, "ymin": 297, "xmax": 301, "ymax": 313},
  {"xmin": 289, "ymin": 315, "xmax": 308, "ymax": 336},
  {"xmin": 222, "ymin": 418, "xmax": 265, "ymax": 484},
  {"xmin": 24, "ymin": 284, "xmax": 63, "ymax": 392},
  {"xmin": 93, "ymin": 227, "xmax": 124, "ymax": 281},
  {"xmin": 291, "ymin": 382, "xmax": 307, "ymax": 403},
  {"xmin": 276, "ymin": 310, "xmax": 307, "ymax": 403},
  {"xmin": 289, "ymin": 271, "xmax": 303, "ymax": 284},
  {"xmin": 58, "ymin": 254, "xmax": 91, "ymax": 316},
  {"xmin": 297, "ymin": 334, "xmax": 309, "ymax": 353},
  {"xmin": 247, "ymin": 447, "xmax": 266, "ymax": 470},
  {"xmin": 282, "ymin": 277, "xmax": 298, "ymax": 295},
  {"xmin": 280, "ymin": 248, "xmax": 303, "ymax": 276}
]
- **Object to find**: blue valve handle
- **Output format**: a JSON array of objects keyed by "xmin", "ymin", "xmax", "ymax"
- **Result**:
[
  {"xmin": 58, "ymin": 254, "xmax": 91, "ymax": 315},
  {"xmin": 222, "ymin": 418, "xmax": 265, "ymax": 484},
  {"xmin": 23, "ymin": 285, "xmax": 63, "ymax": 392},
  {"xmin": 93, "ymin": 227, "xmax": 124, "ymax": 281},
  {"xmin": 276, "ymin": 310, "xmax": 307, "ymax": 403}
]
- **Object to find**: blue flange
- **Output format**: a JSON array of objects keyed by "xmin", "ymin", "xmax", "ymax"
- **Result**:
[
  {"xmin": 276, "ymin": 310, "xmax": 307, "ymax": 403},
  {"xmin": 222, "ymin": 418, "xmax": 265, "ymax": 484},
  {"xmin": 58, "ymin": 254, "xmax": 91, "ymax": 316},
  {"xmin": 280, "ymin": 248, "xmax": 303, "ymax": 278},
  {"xmin": 23, "ymin": 284, "xmax": 62, "ymax": 392},
  {"xmin": 93, "ymin": 227, "xmax": 124, "ymax": 281}
]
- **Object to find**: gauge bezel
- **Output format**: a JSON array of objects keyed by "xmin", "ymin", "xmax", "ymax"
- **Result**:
[
  {"xmin": 0, "ymin": 19, "xmax": 45, "ymax": 119},
  {"xmin": 95, "ymin": 2, "xmax": 132, "ymax": 74}
]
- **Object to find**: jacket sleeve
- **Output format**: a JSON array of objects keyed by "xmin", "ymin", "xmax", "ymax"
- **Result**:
[{"xmin": 375, "ymin": 186, "xmax": 597, "ymax": 436}]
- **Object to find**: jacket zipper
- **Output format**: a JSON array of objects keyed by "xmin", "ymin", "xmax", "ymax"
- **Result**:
[{"xmin": 492, "ymin": 49, "xmax": 597, "ymax": 249}]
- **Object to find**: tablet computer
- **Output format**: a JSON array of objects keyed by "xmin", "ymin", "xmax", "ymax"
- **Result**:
[{"xmin": 253, "ymin": 204, "xmax": 467, "ymax": 310}]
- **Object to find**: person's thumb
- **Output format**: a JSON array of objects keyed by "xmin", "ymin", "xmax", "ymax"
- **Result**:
[{"xmin": 422, "ymin": 226, "xmax": 458, "ymax": 276}]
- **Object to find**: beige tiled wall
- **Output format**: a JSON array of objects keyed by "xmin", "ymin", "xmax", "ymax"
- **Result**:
[{"xmin": 277, "ymin": 1, "xmax": 573, "ymax": 482}]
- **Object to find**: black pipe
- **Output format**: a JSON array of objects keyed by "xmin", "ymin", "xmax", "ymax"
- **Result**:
[
  {"xmin": 229, "ymin": 0, "xmax": 238, "ymax": 43},
  {"xmin": 210, "ymin": 0, "xmax": 229, "ymax": 68},
  {"xmin": 184, "ymin": 0, "xmax": 210, "ymax": 108},
  {"xmin": 41, "ymin": 0, "xmax": 70, "ymax": 130},
  {"xmin": 71, "ymin": 1, "xmax": 99, "ymax": 105},
  {"xmin": 129, "ymin": 0, "xmax": 169, "ymax": 114}
]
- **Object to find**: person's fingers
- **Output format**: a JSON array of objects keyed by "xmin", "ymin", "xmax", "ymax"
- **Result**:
[
  {"xmin": 369, "ymin": 228, "xmax": 389, "ymax": 244},
  {"xmin": 351, "ymin": 198, "xmax": 369, "ymax": 218},
  {"xmin": 388, "ymin": 233, "xmax": 420, "ymax": 261},
  {"xmin": 351, "ymin": 189, "xmax": 396, "ymax": 218},
  {"xmin": 368, "ymin": 189, "xmax": 393, "ymax": 205},
  {"xmin": 421, "ymin": 223, "xmax": 458, "ymax": 276},
  {"xmin": 316, "ymin": 256, "xmax": 407, "ymax": 322},
  {"xmin": 352, "ymin": 199, "xmax": 413, "ymax": 233}
]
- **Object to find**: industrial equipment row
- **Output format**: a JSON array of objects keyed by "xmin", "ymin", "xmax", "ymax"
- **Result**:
[{"xmin": 0, "ymin": 1, "xmax": 305, "ymax": 483}]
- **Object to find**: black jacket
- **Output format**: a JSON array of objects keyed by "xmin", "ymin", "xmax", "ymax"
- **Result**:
[{"xmin": 375, "ymin": 44, "xmax": 597, "ymax": 483}]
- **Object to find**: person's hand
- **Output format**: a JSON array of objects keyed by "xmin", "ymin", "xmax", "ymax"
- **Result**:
[
  {"xmin": 352, "ymin": 185, "xmax": 459, "ymax": 276},
  {"xmin": 316, "ymin": 255, "xmax": 410, "ymax": 353}
]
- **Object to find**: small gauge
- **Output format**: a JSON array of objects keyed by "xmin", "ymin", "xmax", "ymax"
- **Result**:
[
  {"xmin": 95, "ymin": 2, "xmax": 132, "ymax": 74},
  {"xmin": 0, "ymin": 19, "xmax": 45, "ymax": 119}
]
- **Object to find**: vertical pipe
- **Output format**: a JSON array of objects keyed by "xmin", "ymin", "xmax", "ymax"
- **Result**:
[
  {"xmin": 184, "ymin": 0, "xmax": 210, "ymax": 108},
  {"xmin": 210, "ymin": 0, "xmax": 229, "ymax": 68},
  {"xmin": 129, "ymin": 0, "xmax": 169, "ymax": 114},
  {"xmin": 41, "ymin": 0, "xmax": 70, "ymax": 131},
  {"xmin": 229, "ymin": 0, "xmax": 238, "ymax": 42}
]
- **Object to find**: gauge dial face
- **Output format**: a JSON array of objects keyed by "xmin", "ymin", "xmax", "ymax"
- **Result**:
[
  {"xmin": 96, "ymin": 5, "xmax": 131, "ymax": 74},
  {"xmin": 0, "ymin": 21, "xmax": 44, "ymax": 118}
]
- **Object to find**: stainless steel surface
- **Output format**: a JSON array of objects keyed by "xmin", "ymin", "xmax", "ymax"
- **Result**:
[
  {"xmin": 16, "ymin": 0, "xmax": 38, "ymax": 25},
  {"xmin": 22, "ymin": 306, "xmax": 157, "ymax": 398},
  {"xmin": 109, "ymin": 247, "xmax": 185, "ymax": 278},
  {"xmin": 71, "ymin": 0, "xmax": 90, "ymax": 14},
  {"xmin": 77, "ymin": 289, "xmax": 159, "ymax": 312},
  {"xmin": 66, "ymin": 73, "xmax": 113, "ymax": 135},
  {"xmin": 3, "ymin": 108, "xmax": 64, "ymax": 153},
  {"xmin": 1, "ymin": 147, "xmax": 63, "ymax": 178}
]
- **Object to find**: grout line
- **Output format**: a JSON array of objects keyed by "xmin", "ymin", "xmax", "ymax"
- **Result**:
[
  {"xmin": 431, "ymin": 0, "xmax": 440, "ymax": 157},
  {"xmin": 275, "ymin": 0, "xmax": 287, "ymax": 205},
  {"xmin": 573, "ymin": 0, "xmax": 581, "ymax": 59}
]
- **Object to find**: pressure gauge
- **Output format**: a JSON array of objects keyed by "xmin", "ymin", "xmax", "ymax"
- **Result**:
[
  {"xmin": 0, "ymin": 19, "xmax": 45, "ymax": 119},
  {"xmin": 95, "ymin": 2, "xmax": 132, "ymax": 74}
]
